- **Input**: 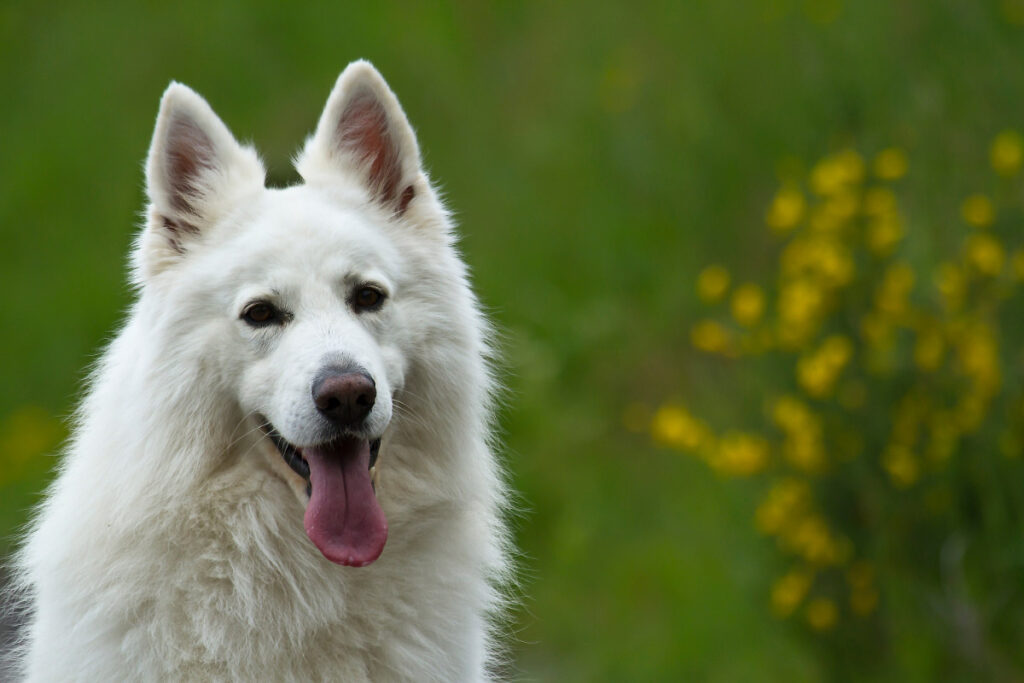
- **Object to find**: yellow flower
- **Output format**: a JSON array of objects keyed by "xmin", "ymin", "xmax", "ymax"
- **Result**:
[
  {"xmin": 863, "ymin": 186, "xmax": 897, "ymax": 216},
  {"xmin": 697, "ymin": 265, "xmax": 731, "ymax": 302},
  {"xmin": 927, "ymin": 411, "xmax": 960, "ymax": 462},
  {"xmin": 810, "ymin": 160, "xmax": 845, "ymax": 197},
  {"xmin": 865, "ymin": 215, "xmax": 904, "ymax": 256},
  {"xmin": 875, "ymin": 263, "xmax": 915, "ymax": 317},
  {"xmin": 709, "ymin": 431, "xmax": 770, "ymax": 476},
  {"xmin": 770, "ymin": 397, "xmax": 827, "ymax": 473},
  {"xmin": 778, "ymin": 278, "xmax": 824, "ymax": 325},
  {"xmin": 796, "ymin": 335, "xmax": 853, "ymax": 398},
  {"xmin": 1012, "ymin": 249, "xmax": 1024, "ymax": 280},
  {"xmin": 779, "ymin": 237, "xmax": 854, "ymax": 286},
  {"xmin": 791, "ymin": 516, "xmax": 828, "ymax": 558},
  {"xmin": 809, "ymin": 191, "xmax": 858, "ymax": 233},
  {"xmin": 805, "ymin": 598, "xmax": 838, "ymax": 631},
  {"xmin": 783, "ymin": 432, "xmax": 826, "ymax": 472},
  {"xmin": 913, "ymin": 326, "xmax": 944, "ymax": 372},
  {"xmin": 934, "ymin": 262, "xmax": 965, "ymax": 311},
  {"xmin": 990, "ymin": 129, "xmax": 1024, "ymax": 176},
  {"xmin": 755, "ymin": 502, "xmax": 786, "ymax": 536},
  {"xmin": 771, "ymin": 569, "xmax": 813, "ymax": 617},
  {"xmin": 955, "ymin": 393, "xmax": 990, "ymax": 433},
  {"xmin": 955, "ymin": 321, "xmax": 1000, "ymax": 392},
  {"xmin": 651, "ymin": 404, "xmax": 688, "ymax": 445},
  {"xmin": 873, "ymin": 147, "xmax": 908, "ymax": 180},
  {"xmin": 810, "ymin": 150, "xmax": 864, "ymax": 196},
  {"xmin": 835, "ymin": 149, "xmax": 866, "ymax": 184},
  {"xmin": 766, "ymin": 186, "xmax": 806, "ymax": 232},
  {"xmin": 784, "ymin": 514, "xmax": 848, "ymax": 565},
  {"xmin": 772, "ymin": 397, "xmax": 827, "ymax": 471},
  {"xmin": 650, "ymin": 404, "xmax": 708, "ymax": 451},
  {"xmin": 965, "ymin": 233, "xmax": 1005, "ymax": 276},
  {"xmin": 756, "ymin": 477, "xmax": 811, "ymax": 535},
  {"xmin": 756, "ymin": 501, "xmax": 787, "ymax": 536},
  {"xmin": 772, "ymin": 396, "xmax": 815, "ymax": 433},
  {"xmin": 882, "ymin": 444, "xmax": 919, "ymax": 488},
  {"xmin": 821, "ymin": 335, "xmax": 853, "ymax": 364},
  {"xmin": 816, "ymin": 241, "xmax": 855, "ymax": 286},
  {"xmin": 961, "ymin": 194, "xmax": 995, "ymax": 228},
  {"xmin": 828, "ymin": 190, "xmax": 859, "ymax": 220},
  {"xmin": 731, "ymin": 283, "xmax": 765, "ymax": 326},
  {"xmin": 690, "ymin": 319, "xmax": 732, "ymax": 354}
]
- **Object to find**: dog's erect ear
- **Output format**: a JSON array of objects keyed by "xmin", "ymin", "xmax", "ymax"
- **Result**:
[
  {"xmin": 140, "ymin": 83, "xmax": 264, "ymax": 269},
  {"xmin": 296, "ymin": 61, "xmax": 423, "ymax": 216}
]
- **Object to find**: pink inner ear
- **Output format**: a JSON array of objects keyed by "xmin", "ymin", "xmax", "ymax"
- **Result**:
[
  {"xmin": 337, "ymin": 92, "xmax": 411, "ymax": 213},
  {"xmin": 165, "ymin": 116, "xmax": 216, "ymax": 215}
]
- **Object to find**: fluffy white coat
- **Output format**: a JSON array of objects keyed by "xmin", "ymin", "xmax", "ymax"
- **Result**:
[{"xmin": 11, "ymin": 61, "xmax": 510, "ymax": 682}]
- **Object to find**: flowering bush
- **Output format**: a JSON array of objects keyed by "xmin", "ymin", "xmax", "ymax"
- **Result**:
[{"xmin": 644, "ymin": 133, "xmax": 1024, "ymax": 674}]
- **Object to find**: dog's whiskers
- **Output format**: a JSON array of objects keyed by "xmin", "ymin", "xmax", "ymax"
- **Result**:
[
  {"xmin": 225, "ymin": 412, "xmax": 271, "ymax": 452},
  {"xmin": 226, "ymin": 409, "xmax": 262, "ymax": 445},
  {"xmin": 390, "ymin": 399, "xmax": 431, "ymax": 431}
]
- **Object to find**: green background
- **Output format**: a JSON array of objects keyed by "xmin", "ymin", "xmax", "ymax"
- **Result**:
[{"xmin": 2, "ymin": 2, "xmax": 1023, "ymax": 680}]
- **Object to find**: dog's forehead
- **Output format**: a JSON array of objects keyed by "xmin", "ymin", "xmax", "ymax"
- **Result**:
[{"xmin": 232, "ymin": 185, "xmax": 401, "ymax": 270}]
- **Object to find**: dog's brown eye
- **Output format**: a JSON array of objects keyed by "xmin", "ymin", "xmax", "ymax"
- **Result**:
[
  {"xmin": 354, "ymin": 287, "xmax": 384, "ymax": 311},
  {"xmin": 242, "ymin": 302, "xmax": 281, "ymax": 327}
]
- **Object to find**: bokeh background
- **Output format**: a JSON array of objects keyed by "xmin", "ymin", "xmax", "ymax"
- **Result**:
[{"xmin": 4, "ymin": 1, "xmax": 1024, "ymax": 680}]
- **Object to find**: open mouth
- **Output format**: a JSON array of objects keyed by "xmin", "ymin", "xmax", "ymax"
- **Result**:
[
  {"xmin": 259, "ymin": 422, "xmax": 381, "ymax": 490},
  {"xmin": 258, "ymin": 419, "xmax": 387, "ymax": 567}
]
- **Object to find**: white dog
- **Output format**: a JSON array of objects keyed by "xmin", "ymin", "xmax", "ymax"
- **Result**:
[{"xmin": 11, "ymin": 61, "xmax": 511, "ymax": 681}]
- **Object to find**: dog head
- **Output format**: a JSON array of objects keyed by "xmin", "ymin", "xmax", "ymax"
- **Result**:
[{"xmin": 134, "ymin": 62, "xmax": 460, "ymax": 567}]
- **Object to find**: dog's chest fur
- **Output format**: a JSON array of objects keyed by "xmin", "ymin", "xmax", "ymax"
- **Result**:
[
  {"xmin": 143, "ymin": 471, "xmax": 489, "ymax": 681},
  {"xmin": 28, "ymin": 454, "xmax": 495, "ymax": 682}
]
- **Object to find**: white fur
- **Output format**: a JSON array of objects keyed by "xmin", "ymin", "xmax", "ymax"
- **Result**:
[{"xmin": 11, "ymin": 61, "xmax": 511, "ymax": 682}]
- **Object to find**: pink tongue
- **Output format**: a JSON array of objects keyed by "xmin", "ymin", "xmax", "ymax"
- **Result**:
[{"xmin": 302, "ymin": 437, "xmax": 387, "ymax": 567}]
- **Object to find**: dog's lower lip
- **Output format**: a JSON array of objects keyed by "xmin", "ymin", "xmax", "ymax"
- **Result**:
[
  {"xmin": 258, "ymin": 419, "xmax": 382, "ymax": 482},
  {"xmin": 259, "ymin": 422, "xmax": 310, "ymax": 480},
  {"xmin": 369, "ymin": 438, "xmax": 380, "ymax": 469}
]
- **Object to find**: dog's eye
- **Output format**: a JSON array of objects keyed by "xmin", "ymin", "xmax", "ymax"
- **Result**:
[
  {"xmin": 241, "ymin": 302, "xmax": 282, "ymax": 327},
  {"xmin": 353, "ymin": 286, "xmax": 385, "ymax": 312}
]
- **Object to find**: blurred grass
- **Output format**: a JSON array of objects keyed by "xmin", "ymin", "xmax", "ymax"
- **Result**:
[{"xmin": 2, "ymin": 1, "xmax": 1023, "ymax": 680}]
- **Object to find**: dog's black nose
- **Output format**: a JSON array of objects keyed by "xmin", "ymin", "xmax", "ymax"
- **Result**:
[{"xmin": 312, "ymin": 371, "xmax": 376, "ymax": 427}]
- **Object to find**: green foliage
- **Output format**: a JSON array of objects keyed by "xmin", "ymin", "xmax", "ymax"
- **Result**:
[{"xmin": 3, "ymin": 1, "xmax": 1024, "ymax": 680}]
